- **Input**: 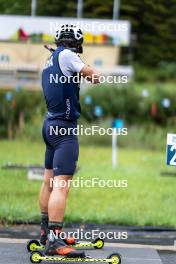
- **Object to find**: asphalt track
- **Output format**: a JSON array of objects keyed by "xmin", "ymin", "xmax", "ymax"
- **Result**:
[
  {"xmin": 0, "ymin": 225, "xmax": 175, "ymax": 263},
  {"xmin": 0, "ymin": 239, "xmax": 165, "ymax": 264},
  {"xmin": 159, "ymin": 250, "xmax": 176, "ymax": 263}
]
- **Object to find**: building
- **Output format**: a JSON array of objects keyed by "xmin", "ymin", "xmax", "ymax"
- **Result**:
[{"xmin": 0, "ymin": 15, "xmax": 132, "ymax": 89}]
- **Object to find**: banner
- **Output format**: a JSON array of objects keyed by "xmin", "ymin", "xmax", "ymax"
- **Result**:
[{"xmin": 0, "ymin": 15, "xmax": 131, "ymax": 46}]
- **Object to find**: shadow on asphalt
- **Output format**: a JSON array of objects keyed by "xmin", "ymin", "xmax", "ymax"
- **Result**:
[{"xmin": 158, "ymin": 250, "xmax": 176, "ymax": 264}]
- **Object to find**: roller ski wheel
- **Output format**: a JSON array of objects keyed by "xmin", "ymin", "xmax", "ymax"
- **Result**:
[
  {"xmin": 108, "ymin": 253, "xmax": 121, "ymax": 264},
  {"xmin": 92, "ymin": 238, "xmax": 104, "ymax": 249},
  {"xmin": 30, "ymin": 251, "xmax": 122, "ymax": 264},
  {"xmin": 30, "ymin": 251, "xmax": 44, "ymax": 263},
  {"xmin": 27, "ymin": 240, "xmax": 45, "ymax": 252}
]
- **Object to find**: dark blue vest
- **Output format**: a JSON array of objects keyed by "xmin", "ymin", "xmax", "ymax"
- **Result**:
[{"xmin": 42, "ymin": 46, "xmax": 81, "ymax": 121}]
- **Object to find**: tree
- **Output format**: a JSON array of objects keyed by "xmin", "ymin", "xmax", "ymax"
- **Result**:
[
  {"xmin": 120, "ymin": 0, "xmax": 176, "ymax": 65},
  {"xmin": 0, "ymin": 0, "xmax": 30, "ymax": 15}
]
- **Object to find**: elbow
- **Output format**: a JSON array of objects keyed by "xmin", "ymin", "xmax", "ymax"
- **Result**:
[
  {"xmin": 93, "ymin": 79, "xmax": 100, "ymax": 84},
  {"xmin": 91, "ymin": 73, "xmax": 100, "ymax": 84}
]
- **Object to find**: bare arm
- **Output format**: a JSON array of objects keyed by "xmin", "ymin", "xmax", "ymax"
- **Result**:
[{"xmin": 80, "ymin": 65, "xmax": 100, "ymax": 84}]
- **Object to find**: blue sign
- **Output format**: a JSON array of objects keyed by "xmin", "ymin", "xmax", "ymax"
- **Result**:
[
  {"xmin": 162, "ymin": 98, "xmax": 170, "ymax": 108},
  {"xmin": 166, "ymin": 134, "xmax": 176, "ymax": 166},
  {"xmin": 94, "ymin": 106, "xmax": 103, "ymax": 117},
  {"xmin": 84, "ymin": 95, "xmax": 92, "ymax": 105},
  {"xmin": 112, "ymin": 119, "xmax": 124, "ymax": 129}
]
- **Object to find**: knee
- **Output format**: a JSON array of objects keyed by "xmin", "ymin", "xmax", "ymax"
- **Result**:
[
  {"xmin": 58, "ymin": 184, "xmax": 70, "ymax": 196},
  {"xmin": 61, "ymin": 184, "xmax": 70, "ymax": 196},
  {"xmin": 53, "ymin": 179, "xmax": 70, "ymax": 196},
  {"xmin": 43, "ymin": 176, "xmax": 53, "ymax": 192},
  {"xmin": 43, "ymin": 170, "xmax": 53, "ymax": 188}
]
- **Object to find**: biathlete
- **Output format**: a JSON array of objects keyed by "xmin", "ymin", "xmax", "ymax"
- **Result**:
[{"xmin": 39, "ymin": 24, "xmax": 100, "ymax": 257}]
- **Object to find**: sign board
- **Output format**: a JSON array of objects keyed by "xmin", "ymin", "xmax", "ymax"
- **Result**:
[
  {"xmin": 0, "ymin": 15, "xmax": 131, "ymax": 46},
  {"xmin": 112, "ymin": 119, "xmax": 124, "ymax": 168},
  {"xmin": 94, "ymin": 105, "xmax": 103, "ymax": 117},
  {"xmin": 112, "ymin": 119, "xmax": 124, "ymax": 129},
  {"xmin": 27, "ymin": 168, "xmax": 44, "ymax": 180},
  {"xmin": 166, "ymin": 133, "xmax": 176, "ymax": 166}
]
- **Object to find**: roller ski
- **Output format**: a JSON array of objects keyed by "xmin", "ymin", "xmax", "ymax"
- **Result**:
[
  {"xmin": 27, "ymin": 213, "xmax": 104, "ymax": 252},
  {"xmin": 29, "ymin": 235, "xmax": 119, "ymax": 263},
  {"xmin": 30, "ymin": 251, "xmax": 121, "ymax": 264},
  {"xmin": 27, "ymin": 237, "xmax": 104, "ymax": 252}
]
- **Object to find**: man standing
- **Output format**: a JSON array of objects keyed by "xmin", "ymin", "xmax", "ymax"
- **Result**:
[{"xmin": 39, "ymin": 24, "xmax": 100, "ymax": 256}]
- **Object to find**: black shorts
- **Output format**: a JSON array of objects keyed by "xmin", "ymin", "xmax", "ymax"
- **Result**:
[{"xmin": 42, "ymin": 118, "xmax": 79, "ymax": 176}]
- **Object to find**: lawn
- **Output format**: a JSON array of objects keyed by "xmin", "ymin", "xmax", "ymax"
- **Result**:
[{"xmin": 0, "ymin": 140, "xmax": 176, "ymax": 227}]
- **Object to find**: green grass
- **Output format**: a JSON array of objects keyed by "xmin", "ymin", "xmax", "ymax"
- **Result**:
[{"xmin": 0, "ymin": 140, "xmax": 176, "ymax": 227}]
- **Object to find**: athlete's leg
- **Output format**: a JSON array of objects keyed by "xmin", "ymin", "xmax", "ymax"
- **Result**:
[
  {"xmin": 39, "ymin": 140, "xmax": 54, "ymax": 244},
  {"xmin": 48, "ymin": 138, "xmax": 78, "ymax": 222},
  {"xmin": 40, "ymin": 119, "xmax": 54, "ymax": 213},
  {"xmin": 39, "ymin": 169, "xmax": 54, "ymax": 213},
  {"xmin": 48, "ymin": 175, "xmax": 71, "ymax": 221},
  {"xmin": 45, "ymin": 139, "xmax": 84, "ymax": 257}
]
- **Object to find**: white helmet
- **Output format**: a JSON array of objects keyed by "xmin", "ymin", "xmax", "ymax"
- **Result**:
[{"xmin": 55, "ymin": 24, "xmax": 83, "ymax": 44}]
